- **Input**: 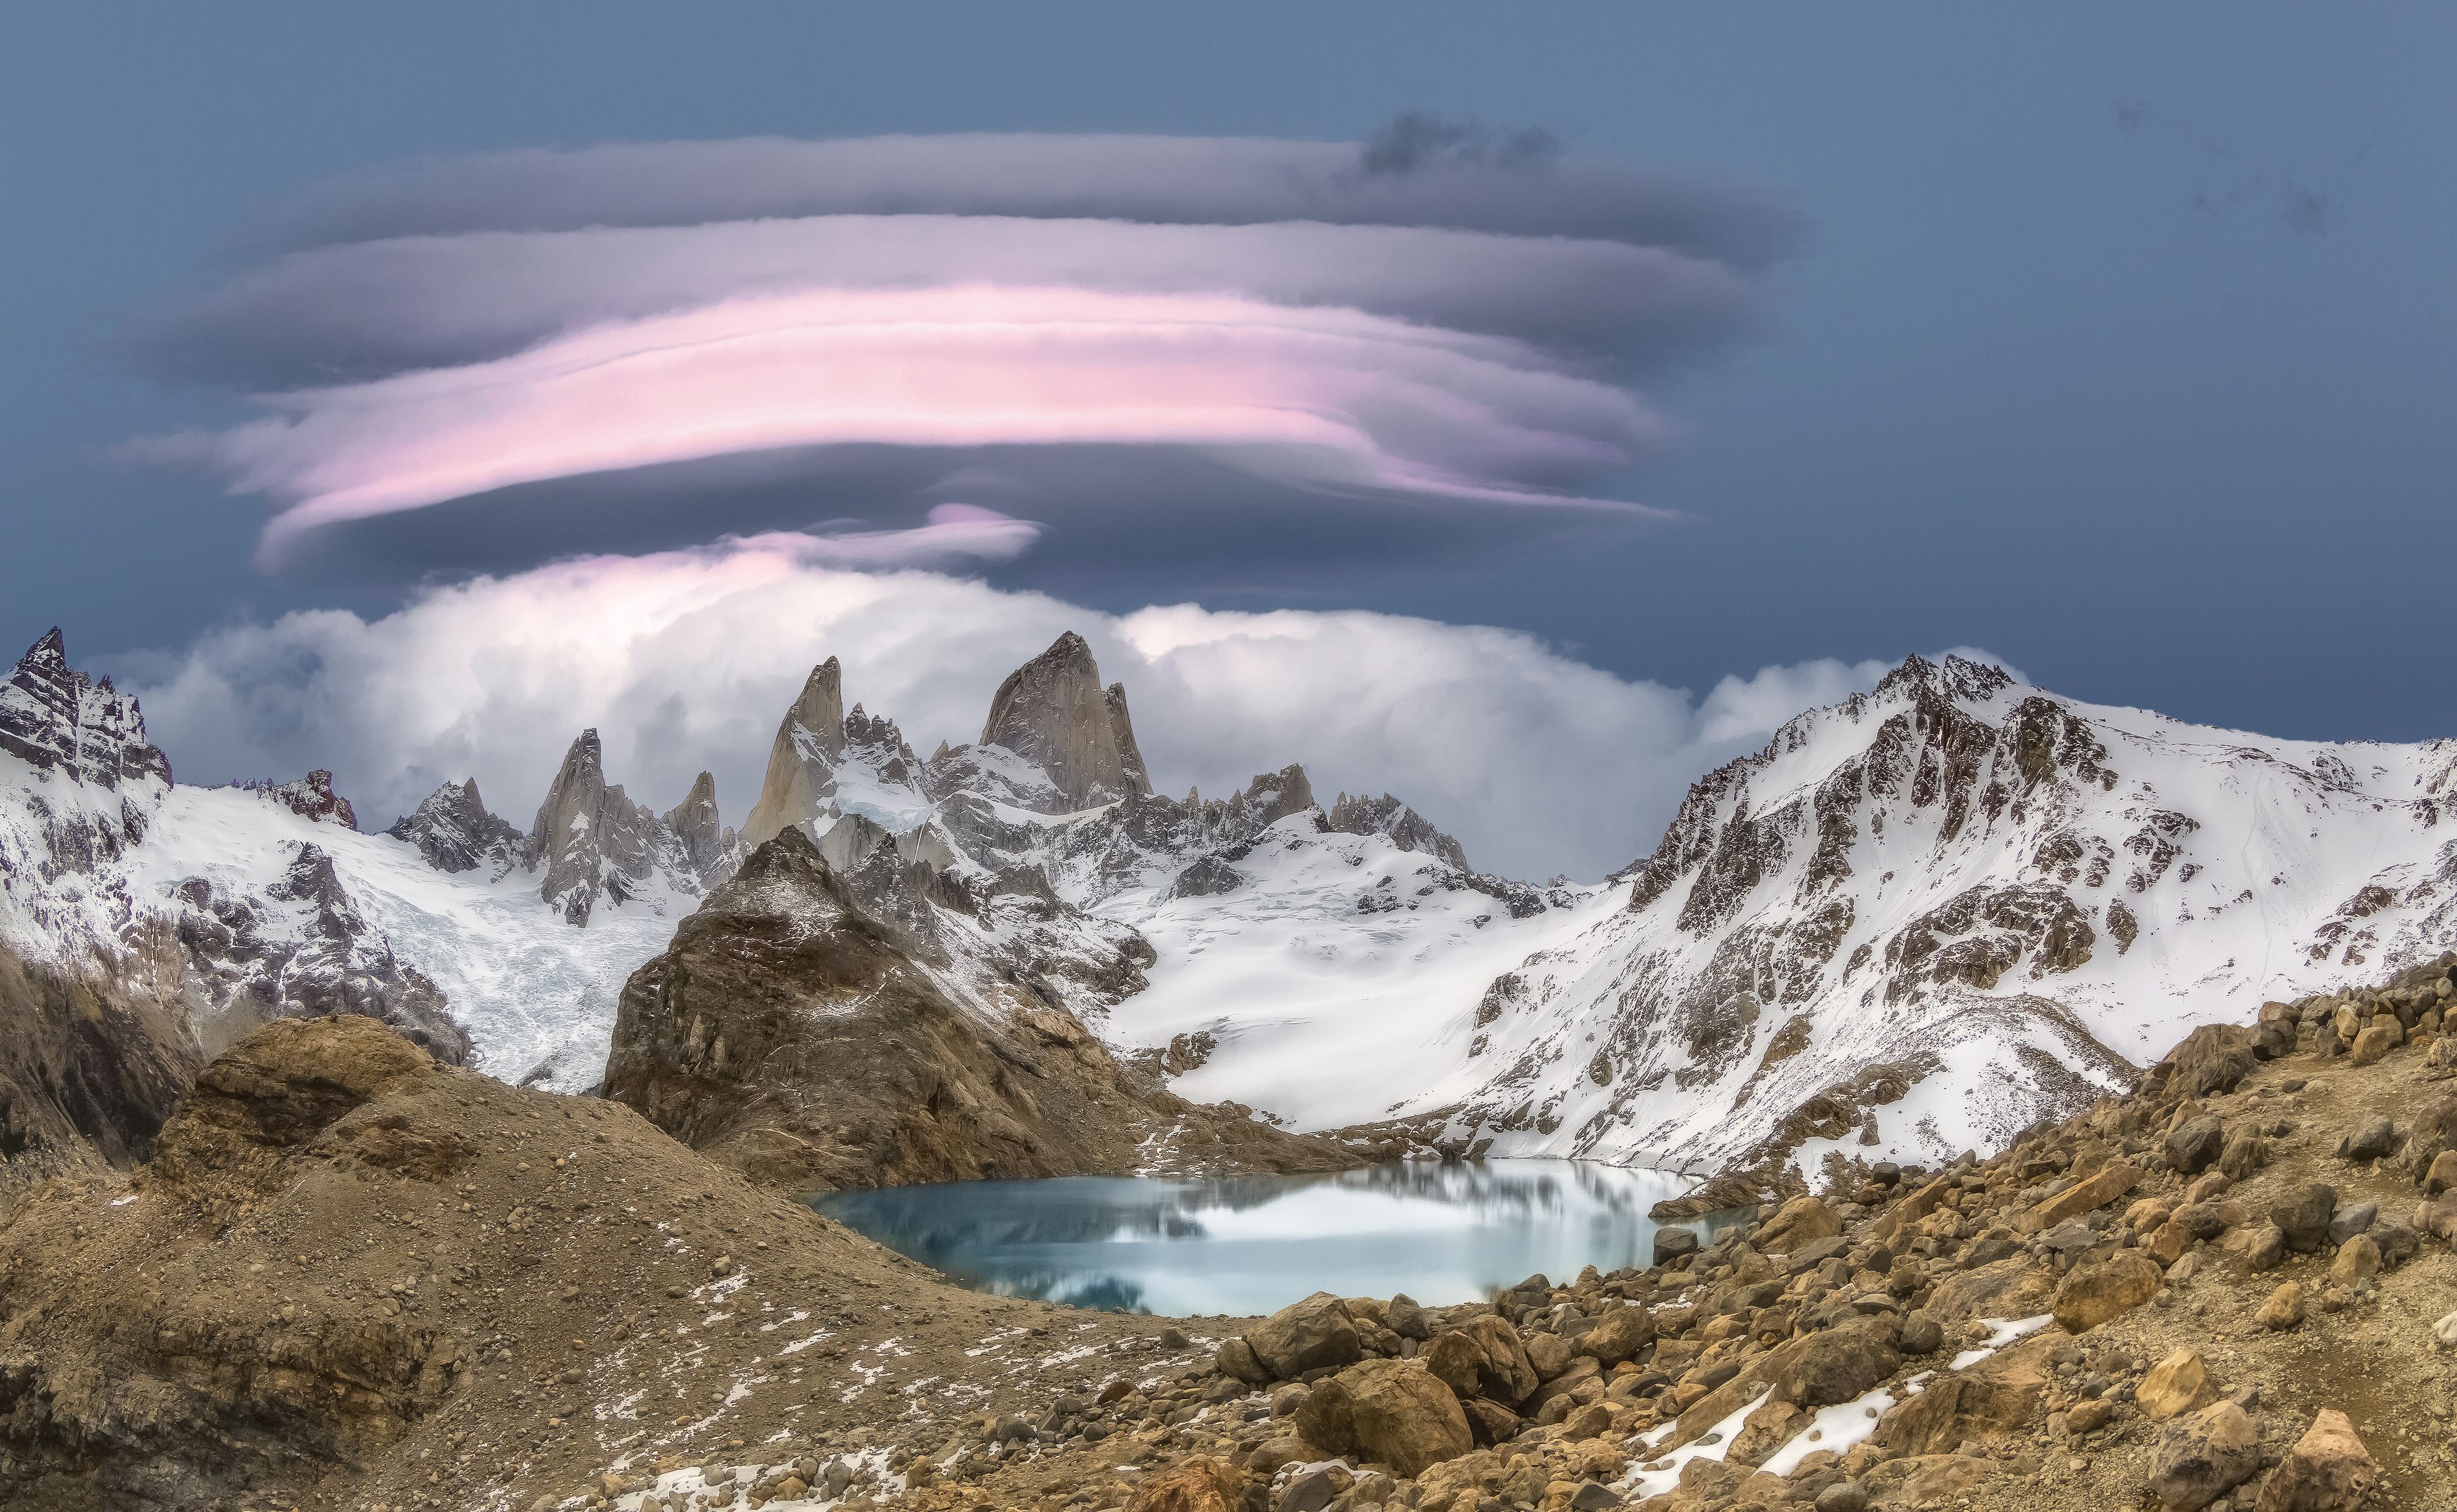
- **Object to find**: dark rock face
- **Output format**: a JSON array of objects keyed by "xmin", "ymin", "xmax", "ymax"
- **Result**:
[
  {"xmin": 0, "ymin": 938, "xmax": 198, "ymax": 1181},
  {"xmin": 228, "ymin": 769, "xmax": 357, "ymax": 830},
  {"xmin": 0, "ymin": 628, "xmax": 171, "ymax": 789},
  {"xmin": 385, "ymin": 777, "xmax": 521, "ymax": 874},
  {"xmin": 602, "ymin": 828, "xmax": 1351, "ymax": 1191},
  {"xmin": 661, "ymin": 770, "xmax": 739, "ymax": 884},
  {"xmin": 521, "ymin": 729, "xmax": 708, "ymax": 924},
  {"xmin": 173, "ymin": 844, "xmax": 471, "ymax": 1064},
  {"xmin": 1327, "ymin": 792, "xmax": 1471, "ymax": 872},
  {"xmin": 977, "ymin": 632, "xmax": 1152, "ymax": 811}
]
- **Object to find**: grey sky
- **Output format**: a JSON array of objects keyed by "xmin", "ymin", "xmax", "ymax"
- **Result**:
[{"xmin": 4, "ymin": 4, "xmax": 2451, "ymax": 749}]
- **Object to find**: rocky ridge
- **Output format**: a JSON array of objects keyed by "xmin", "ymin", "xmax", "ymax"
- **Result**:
[
  {"xmin": 1346, "ymin": 654, "xmax": 2457, "ymax": 1182},
  {"xmin": 604, "ymin": 826, "xmax": 1355, "ymax": 1191}
]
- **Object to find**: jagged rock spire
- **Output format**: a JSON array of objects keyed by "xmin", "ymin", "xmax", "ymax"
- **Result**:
[
  {"xmin": 524, "ymin": 729, "xmax": 663, "ymax": 925},
  {"xmin": 387, "ymin": 776, "xmax": 521, "ymax": 873},
  {"xmin": 0, "ymin": 627, "xmax": 171, "ymax": 788},
  {"xmin": 979, "ymin": 632, "xmax": 1152, "ymax": 810},
  {"xmin": 663, "ymin": 770, "xmax": 736, "ymax": 883},
  {"xmin": 741, "ymin": 658, "xmax": 846, "ymax": 846}
]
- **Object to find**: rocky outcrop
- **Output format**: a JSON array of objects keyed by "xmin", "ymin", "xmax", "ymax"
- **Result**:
[
  {"xmin": 1327, "ymin": 791, "xmax": 1471, "ymax": 872},
  {"xmin": 383, "ymin": 776, "xmax": 520, "ymax": 873},
  {"xmin": 977, "ymin": 632, "xmax": 1151, "ymax": 811},
  {"xmin": 741, "ymin": 657, "xmax": 847, "ymax": 845},
  {"xmin": 226, "ymin": 769, "xmax": 357, "ymax": 829},
  {"xmin": 0, "ymin": 936, "xmax": 198, "ymax": 1184},
  {"xmin": 603, "ymin": 827, "xmax": 1352, "ymax": 1191},
  {"xmin": 517, "ymin": 729, "xmax": 725, "ymax": 924},
  {"xmin": 172, "ymin": 842, "xmax": 471, "ymax": 1063},
  {"xmin": 0, "ymin": 628, "xmax": 170, "ymax": 789},
  {"xmin": 661, "ymin": 769, "xmax": 740, "ymax": 882}
]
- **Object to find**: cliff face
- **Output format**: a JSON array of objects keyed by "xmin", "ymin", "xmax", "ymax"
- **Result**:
[
  {"xmin": 977, "ymin": 632, "xmax": 1152, "ymax": 811},
  {"xmin": 603, "ymin": 828, "xmax": 1353, "ymax": 1191},
  {"xmin": 739, "ymin": 656, "xmax": 846, "ymax": 846}
]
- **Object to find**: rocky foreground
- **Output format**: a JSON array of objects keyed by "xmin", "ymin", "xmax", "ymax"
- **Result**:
[{"xmin": 7, "ymin": 957, "xmax": 2457, "ymax": 1512}]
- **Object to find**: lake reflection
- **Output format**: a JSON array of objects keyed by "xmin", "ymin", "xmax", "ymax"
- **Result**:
[{"xmin": 807, "ymin": 1160, "xmax": 1732, "ymax": 1315}]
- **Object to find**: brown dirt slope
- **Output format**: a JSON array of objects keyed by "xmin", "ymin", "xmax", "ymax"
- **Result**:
[{"xmin": 0, "ymin": 1014, "xmax": 1207, "ymax": 1512}]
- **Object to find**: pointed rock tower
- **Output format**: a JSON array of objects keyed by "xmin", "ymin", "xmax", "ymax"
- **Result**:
[
  {"xmin": 523, "ymin": 729, "xmax": 663, "ymax": 924},
  {"xmin": 663, "ymin": 770, "xmax": 741, "ymax": 885},
  {"xmin": 978, "ymin": 632, "xmax": 1153, "ymax": 810},
  {"xmin": 387, "ymin": 777, "xmax": 522, "ymax": 873},
  {"xmin": 0, "ymin": 628, "xmax": 171, "ymax": 788},
  {"xmin": 741, "ymin": 658, "xmax": 846, "ymax": 846}
]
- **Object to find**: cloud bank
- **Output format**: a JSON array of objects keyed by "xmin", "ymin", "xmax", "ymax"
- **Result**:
[
  {"xmin": 139, "ymin": 125, "xmax": 1799, "ymax": 573},
  {"xmin": 124, "ymin": 541, "xmax": 1901, "ymax": 882}
]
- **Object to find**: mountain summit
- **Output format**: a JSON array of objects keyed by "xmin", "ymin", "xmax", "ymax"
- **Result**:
[{"xmin": 978, "ymin": 631, "xmax": 1152, "ymax": 809}]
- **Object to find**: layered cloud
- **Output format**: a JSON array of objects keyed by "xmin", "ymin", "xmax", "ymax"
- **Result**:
[
  {"xmin": 122, "ymin": 536, "xmax": 1907, "ymax": 882},
  {"xmin": 138, "ymin": 124, "xmax": 1798, "ymax": 572}
]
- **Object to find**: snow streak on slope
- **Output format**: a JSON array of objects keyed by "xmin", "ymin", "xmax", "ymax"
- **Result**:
[{"xmin": 1109, "ymin": 656, "xmax": 2457, "ymax": 1177}]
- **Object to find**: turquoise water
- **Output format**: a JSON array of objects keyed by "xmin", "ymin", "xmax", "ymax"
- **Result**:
[{"xmin": 807, "ymin": 1159, "xmax": 1733, "ymax": 1316}]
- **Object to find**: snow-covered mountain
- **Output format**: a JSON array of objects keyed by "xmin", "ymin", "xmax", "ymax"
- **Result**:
[
  {"xmin": 1137, "ymin": 654, "xmax": 2457, "ymax": 1176},
  {"xmin": 11, "ymin": 622, "xmax": 2455, "ymax": 1186},
  {"xmin": 0, "ymin": 631, "xmax": 738, "ymax": 1090}
]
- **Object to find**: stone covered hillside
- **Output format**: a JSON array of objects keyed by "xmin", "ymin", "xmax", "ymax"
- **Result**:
[{"xmin": 1099, "ymin": 954, "xmax": 2457, "ymax": 1512}]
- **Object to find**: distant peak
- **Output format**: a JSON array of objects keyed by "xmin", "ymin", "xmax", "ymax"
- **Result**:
[
  {"xmin": 979, "ymin": 631, "xmax": 1151, "ymax": 809},
  {"xmin": 18, "ymin": 627, "xmax": 67, "ymax": 673}
]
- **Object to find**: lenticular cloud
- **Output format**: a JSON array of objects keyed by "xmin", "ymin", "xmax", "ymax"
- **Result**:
[{"xmin": 140, "ymin": 125, "xmax": 1799, "ymax": 565}]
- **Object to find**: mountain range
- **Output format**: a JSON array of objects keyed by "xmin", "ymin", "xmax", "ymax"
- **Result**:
[{"xmin": 5, "ymin": 624, "xmax": 2452, "ymax": 1193}]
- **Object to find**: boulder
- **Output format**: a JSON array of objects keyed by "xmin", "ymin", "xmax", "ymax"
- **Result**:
[
  {"xmin": 2138, "ymin": 1349, "xmax": 2217, "ymax": 1421},
  {"xmin": 1386, "ymin": 1294, "xmax": 1429, "ymax": 1341},
  {"xmin": 1652, "ymin": 1227, "xmax": 1700, "ymax": 1266},
  {"xmin": 2051, "ymin": 1253, "xmax": 2163, "ymax": 1334},
  {"xmin": 2164, "ymin": 1115, "xmax": 2225, "ymax": 1176},
  {"xmin": 2255, "ymin": 1281, "xmax": 2306, "ymax": 1332},
  {"xmin": 1459, "ymin": 1396, "xmax": 1521, "ymax": 1447},
  {"xmin": 1123, "ymin": 1456, "xmax": 1241, "ymax": 1512},
  {"xmin": 2253, "ymin": 1409, "xmax": 2378, "ymax": 1511},
  {"xmin": 1426, "ymin": 1315, "xmax": 1537, "ymax": 1404},
  {"xmin": 2218, "ymin": 1126, "xmax": 2268, "ymax": 1180},
  {"xmin": 2323, "ymin": 1200, "xmax": 2377, "ymax": 1245},
  {"xmin": 2327, "ymin": 1234, "xmax": 2380, "ymax": 1288},
  {"xmin": 2416, "ymin": 1191, "xmax": 2457, "ymax": 1242},
  {"xmin": 2016, "ymin": 1160, "xmax": 2140, "ymax": 1234},
  {"xmin": 1758, "ymin": 1195, "xmax": 1841, "ymax": 1252},
  {"xmin": 2269, "ymin": 1183, "xmax": 2338, "ymax": 1253},
  {"xmin": 1216, "ymin": 1338, "xmax": 1270, "ymax": 1385},
  {"xmin": 2148, "ymin": 1400, "xmax": 2262, "ymax": 1511},
  {"xmin": 1773, "ymin": 1329, "xmax": 1901, "ymax": 1408},
  {"xmin": 2168, "ymin": 1023, "xmax": 2258, "ymax": 1096},
  {"xmin": 2347, "ymin": 1023, "xmax": 2397, "ymax": 1066},
  {"xmin": 1523, "ymin": 1330, "xmax": 1572, "ymax": 1381},
  {"xmin": 1580, "ymin": 1305, "xmax": 1656, "ymax": 1366},
  {"xmin": 2336, "ymin": 1117, "xmax": 2397, "ymax": 1162},
  {"xmin": 1246, "ymin": 1293, "xmax": 1363, "ymax": 1380},
  {"xmin": 1294, "ymin": 1360, "xmax": 1471, "ymax": 1478},
  {"xmin": 2424, "ymin": 1150, "xmax": 2457, "ymax": 1196}
]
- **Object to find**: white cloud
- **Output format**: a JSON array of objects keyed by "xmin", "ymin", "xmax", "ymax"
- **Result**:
[{"xmin": 121, "ymin": 538, "xmax": 1930, "ymax": 880}]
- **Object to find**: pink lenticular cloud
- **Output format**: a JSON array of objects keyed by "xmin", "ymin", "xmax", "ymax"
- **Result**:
[
  {"xmin": 206, "ymin": 285, "xmax": 1670, "ymax": 561},
  {"xmin": 141, "ymin": 128, "xmax": 1792, "ymax": 569}
]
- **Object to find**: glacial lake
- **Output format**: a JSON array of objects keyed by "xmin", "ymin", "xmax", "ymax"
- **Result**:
[{"xmin": 807, "ymin": 1160, "xmax": 1740, "ymax": 1316}]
